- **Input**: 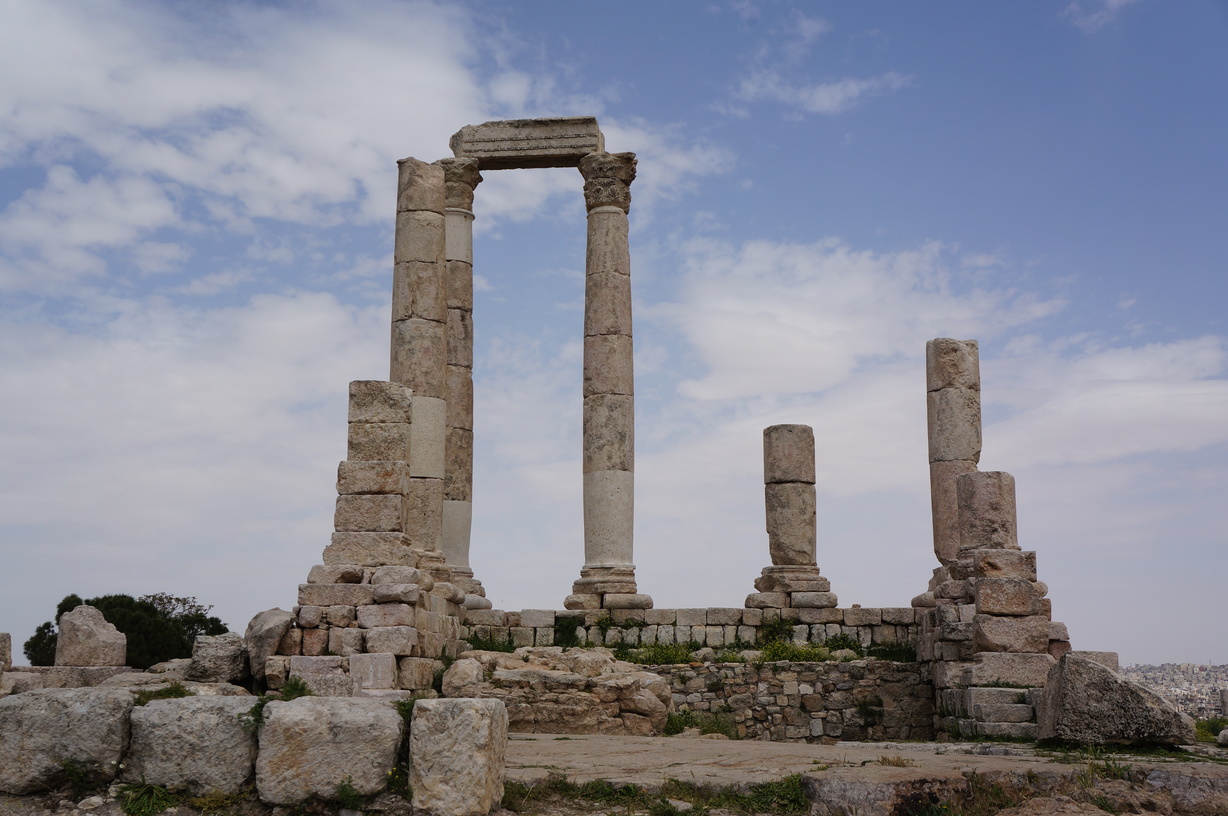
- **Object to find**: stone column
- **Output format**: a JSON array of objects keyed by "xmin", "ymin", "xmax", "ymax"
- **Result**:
[
  {"xmin": 566, "ymin": 152, "xmax": 649, "ymax": 611},
  {"xmin": 746, "ymin": 425, "xmax": 837, "ymax": 609},
  {"xmin": 434, "ymin": 157, "xmax": 488, "ymax": 609},
  {"xmin": 926, "ymin": 338, "xmax": 982, "ymax": 567},
  {"xmin": 390, "ymin": 158, "xmax": 448, "ymax": 564}
]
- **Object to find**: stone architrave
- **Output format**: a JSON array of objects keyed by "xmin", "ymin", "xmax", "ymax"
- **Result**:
[
  {"xmin": 926, "ymin": 338, "xmax": 981, "ymax": 566},
  {"xmin": 450, "ymin": 117, "xmax": 604, "ymax": 169},
  {"xmin": 54, "ymin": 605, "xmax": 126, "ymax": 667}
]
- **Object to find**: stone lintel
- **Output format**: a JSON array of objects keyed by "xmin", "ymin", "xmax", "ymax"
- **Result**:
[{"xmin": 450, "ymin": 117, "xmax": 605, "ymax": 170}]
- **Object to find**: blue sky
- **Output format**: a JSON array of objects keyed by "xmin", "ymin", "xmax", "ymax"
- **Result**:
[{"xmin": 2, "ymin": 0, "xmax": 1226, "ymax": 667}]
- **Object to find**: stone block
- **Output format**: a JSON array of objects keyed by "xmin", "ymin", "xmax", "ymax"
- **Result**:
[
  {"xmin": 957, "ymin": 471, "xmax": 1018, "ymax": 551},
  {"xmin": 446, "ymin": 365, "xmax": 474, "ymax": 432},
  {"xmin": 372, "ymin": 565, "xmax": 434, "ymax": 590},
  {"xmin": 754, "ymin": 568, "xmax": 830, "ymax": 593},
  {"xmin": 881, "ymin": 607, "xmax": 916, "ymax": 625},
  {"xmin": 445, "ymin": 427, "xmax": 474, "ymax": 501},
  {"xmin": 582, "ymin": 394, "xmax": 634, "ymax": 473},
  {"xmin": 411, "ymin": 698, "xmax": 508, "ymax": 815},
  {"xmin": 358, "ymin": 604, "xmax": 416, "ymax": 629},
  {"xmin": 399, "ymin": 657, "xmax": 443, "ymax": 691},
  {"xmin": 602, "ymin": 593, "xmax": 652, "ymax": 610},
  {"xmin": 953, "ymin": 549, "xmax": 1037, "ymax": 581},
  {"xmin": 450, "ymin": 116, "xmax": 604, "ymax": 170},
  {"xmin": 409, "ymin": 396, "xmax": 447, "ymax": 478},
  {"xmin": 974, "ymin": 578, "xmax": 1045, "ymax": 617},
  {"xmin": 396, "ymin": 156, "xmax": 445, "ymax": 212},
  {"xmin": 582, "ymin": 334, "xmax": 634, "ymax": 396},
  {"xmin": 403, "ymin": 477, "xmax": 444, "ymax": 549},
  {"xmin": 337, "ymin": 461, "xmax": 407, "ymax": 496},
  {"xmin": 0, "ymin": 632, "xmax": 10, "ymax": 671},
  {"xmin": 762, "ymin": 424, "xmax": 816, "ymax": 485},
  {"xmin": 1069, "ymin": 651, "xmax": 1120, "ymax": 672},
  {"xmin": 300, "ymin": 629, "xmax": 328, "ymax": 657},
  {"xmin": 307, "ymin": 564, "xmax": 365, "ymax": 584},
  {"xmin": 926, "ymin": 338, "xmax": 980, "ymax": 392},
  {"xmin": 765, "ymin": 482, "xmax": 817, "ymax": 566},
  {"xmin": 246, "ymin": 608, "xmax": 294, "ymax": 682},
  {"xmin": 927, "ymin": 387, "xmax": 982, "ymax": 462},
  {"xmin": 324, "ymin": 532, "xmax": 415, "ymax": 567},
  {"xmin": 972, "ymin": 702, "xmax": 1034, "ymax": 723},
  {"xmin": 55, "ymin": 605, "xmax": 126, "ymax": 667},
  {"xmin": 361, "ymin": 627, "xmax": 418, "ymax": 656},
  {"xmin": 297, "ymin": 583, "xmax": 375, "ymax": 607},
  {"xmin": 463, "ymin": 609, "xmax": 506, "ymax": 627},
  {"xmin": 394, "ymin": 209, "xmax": 445, "ymax": 265},
  {"xmin": 797, "ymin": 607, "xmax": 843, "ymax": 624},
  {"xmin": 584, "ymin": 270, "xmax": 633, "ymax": 337},
  {"xmin": 390, "ymin": 318, "xmax": 447, "ymax": 399},
  {"xmin": 978, "ymin": 721, "xmax": 1037, "ymax": 739},
  {"xmin": 350, "ymin": 653, "xmax": 398, "ymax": 690},
  {"xmin": 965, "ymin": 653, "xmax": 1056, "ymax": 688},
  {"xmin": 929, "ymin": 459, "xmax": 978, "ymax": 566},
  {"xmin": 325, "ymin": 605, "xmax": 356, "ymax": 627},
  {"xmin": 327, "ymin": 628, "xmax": 365, "ymax": 657},
  {"xmin": 641, "ymin": 609, "xmax": 677, "ymax": 625},
  {"xmin": 334, "ymin": 494, "xmax": 402, "ymax": 533},
  {"xmin": 843, "ymin": 608, "xmax": 882, "ymax": 626},
  {"xmin": 373, "ymin": 583, "xmax": 424, "ymax": 604},
  {"xmin": 706, "ymin": 608, "xmax": 742, "ymax": 626},
  {"xmin": 447, "ymin": 308, "xmax": 474, "ymax": 367},
  {"xmin": 256, "ymin": 697, "xmax": 404, "ymax": 805},
  {"xmin": 347, "ymin": 422, "xmax": 411, "ymax": 462},
  {"xmin": 122, "ymin": 697, "xmax": 256, "ymax": 796},
  {"xmin": 674, "ymin": 608, "xmax": 705, "ymax": 626},
  {"xmin": 392, "ymin": 260, "xmax": 446, "ymax": 323},
  {"xmin": 745, "ymin": 592, "xmax": 788, "ymax": 609},
  {"xmin": 348, "ymin": 380, "xmax": 413, "ymax": 424},
  {"xmin": 187, "ymin": 633, "xmax": 248, "ymax": 684},
  {"xmin": 791, "ymin": 592, "xmax": 838, "ymax": 608},
  {"xmin": 264, "ymin": 657, "xmax": 290, "ymax": 689},
  {"xmin": 519, "ymin": 610, "xmax": 556, "ymax": 628}
]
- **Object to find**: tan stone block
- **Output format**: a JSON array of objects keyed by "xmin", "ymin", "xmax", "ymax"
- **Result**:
[
  {"xmin": 446, "ymin": 259, "xmax": 474, "ymax": 311},
  {"xmin": 929, "ymin": 459, "xmax": 977, "ymax": 566},
  {"xmin": 301, "ymin": 628, "xmax": 328, "ymax": 656},
  {"xmin": 882, "ymin": 607, "xmax": 916, "ymax": 625},
  {"xmin": 763, "ymin": 424, "xmax": 816, "ymax": 484},
  {"xmin": 584, "ymin": 271, "xmax": 632, "ymax": 337},
  {"xmin": 675, "ymin": 609, "xmax": 706, "ymax": 626},
  {"xmin": 327, "ymin": 627, "xmax": 365, "ymax": 657},
  {"xmin": 298, "ymin": 584, "xmax": 375, "ymax": 607},
  {"xmin": 1049, "ymin": 640, "xmax": 1073, "ymax": 659},
  {"xmin": 349, "ymin": 653, "xmax": 397, "ymax": 690},
  {"xmin": 957, "ymin": 471, "xmax": 1018, "ymax": 551},
  {"xmin": 372, "ymin": 566, "xmax": 434, "ymax": 590},
  {"xmin": 372, "ymin": 583, "xmax": 424, "ymax": 604},
  {"xmin": 951, "ymin": 549, "xmax": 1037, "ymax": 581},
  {"xmin": 324, "ymin": 532, "xmax": 416, "ymax": 567},
  {"xmin": 844, "ymin": 608, "xmax": 882, "ymax": 626},
  {"xmin": 926, "ymin": 338, "xmax": 980, "ymax": 392},
  {"xmin": 706, "ymin": 608, "xmax": 742, "ymax": 626},
  {"xmin": 445, "ymin": 309, "xmax": 473, "ymax": 368},
  {"xmin": 446, "ymin": 366, "xmax": 473, "ymax": 431},
  {"xmin": 307, "ymin": 564, "xmax": 365, "ymax": 584},
  {"xmin": 582, "ymin": 334, "xmax": 634, "ymax": 396},
  {"xmin": 348, "ymin": 381, "xmax": 413, "ymax": 424},
  {"xmin": 1069, "ymin": 650, "xmax": 1119, "ymax": 672},
  {"xmin": 348, "ymin": 422, "xmax": 411, "ymax": 462},
  {"xmin": 324, "ymin": 606, "xmax": 356, "ymax": 627},
  {"xmin": 444, "ymin": 427, "xmax": 473, "ymax": 501},
  {"xmin": 765, "ymin": 482, "xmax": 817, "ymax": 566},
  {"xmin": 797, "ymin": 607, "xmax": 843, "ymax": 624},
  {"xmin": 297, "ymin": 606, "xmax": 323, "ymax": 628},
  {"xmin": 582, "ymin": 394, "xmax": 634, "ymax": 473},
  {"xmin": 364, "ymin": 627, "xmax": 420, "ymax": 656},
  {"xmin": 972, "ymin": 615, "xmax": 1050, "ymax": 653},
  {"xmin": 409, "ymin": 396, "xmax": 446, "ymax": 479},
  {"xmin": 642, "ymin": 609, "xmax": 677, "ymax": 625},
  {"xmin": 390, "ymin": 318, "xmax": 446, "ymax": 399},
  {"xmin": 403, "ymin": 477, "xmax": 443, "ymax": 550},
  {"xmin": 398, "ymin": 657, "xmax": 442, "ymax": 690},
  {"xmin": 396, "ymin": 157, "xmax": 445, "ymax": 212},
  {"xmin": 335, "ymin": 494, "xmax": 403, "ymax": 533},
  {"xmin": 451, "ymin": 117, "xmax": 605, "ymax": 170},
  {"xmin": 745, "ymin": 592, "xmax": 788, "ymax": 609},
  {"xmin": 394, "ymin": 210, "xmax": 445, "ymax": 265},
  {"xmin": 564, "ymin": 594, "xmax": 602, "ymax": 610},
  {"xmin": 358, "ymin": 604, "xmax": 416, "ymax": 629},
  {"xmin": 436, "ymin": 156, "xmax": 482, "ymax": 210},
  {"xmin": 1048, "ymin": 622, "xmax": 1070, "ymax": 641},
  {"xmin": 790, "ymin": 592, "xmax": 838, "ymax": 608},
  {"xmin": 277, "ymin": 628, "xmax": 302, "ymax": 656},
  {"xmin": 337, "ymin": 461, "xmax": 407, "ymax": 496},
  {"xmin": 928, "ymin": 388, "xmax": 982, "ymax": 465},
  {"xmin": 965, "ymin": 652, "xmax": 1056, "ymax": 688},
  {"xmin": 392, "ymin": 261, "xmax": 446, "ymax": 323},
  {"xmin": 602, "ymin": 594, "xmax": 652, "ymax": 610},
  {"xmin": 443, "ymin": 207, "xmax": 474, "ymax": 262},
  {"xmin": 974, "ymin": 578, "xmax": 1044, "ymax": 616}
]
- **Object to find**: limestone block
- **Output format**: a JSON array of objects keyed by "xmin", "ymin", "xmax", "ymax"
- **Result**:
[
  {"xmin": 582, "ymin": 470, "xmax": 634, "ymax": 565},
  {"xmin": 373, "ymin": 583, "xmax": 424, "ymax": 604},
  {"xmin": 187, "ymin": 633, "xmax": 248, "ymax": 684},
  {"xmin": 586, "ymin": 204, "xmax": 632, "ymax": 269},
  {"xmin": 797, "ymin": 607, "xmax": 843, "ymax": 624},
  {"xmin": 520, "ymin": 610, "xmax": 557, "ymax": 628},
  {"xmin": 122, "ymin": 697, "xmax": 256, "ymax": 796},
  {"xmin": 584, "ymin": 270, "xmax": 633, "ymax": 337},
  {"xmin": 396, "ymin": 156, "xmax": 446, "ymax": 212},
  {"xmin": 392, "ymin": 260, "xmax": 447, "ymax": 323},
  {"xmin": 348, "ymin": 380, "xmax": 413, "ymax": 424},
  {"xmin": 974, "ymin": 578, "xmax": 1045, "ymax": 616},
  {"xmin": 443, "ymin": 208, "xmax": 474, "ymax": 263},
  {"xmin": 349, "ymin": 653, "xmax": 398, "ymax": 691},
  {"xmin": 952, "ymin": 549, "xmax": 1037, "ymax": 581},
  {"xmin": 965, "ymin": 653, "xmax": 1056, "ymax": 688},
  {"xmin": 745, "ymin": 592, "xmax": 789, "ymax": 609},
  {"xmin": 390, "ymin": 318, "xmax": 447, "ymax": 399},
  {"xmin": 672, "ymin": 609, "xmax": 703, "ymax": 626},
  {"xmin": 929, "ymin": 459, "xmax": 978, "ymax": 565},
  {"xmin": 755, "ymin": 572, "xmax": 830, "ymax": 593},
  {"xmin": 325, "ymin": 605, "xmax": 357, "ymax": 627},
  {"xmin": 410, "ymin": 396, "xmax": 447, "ymax": 477},
  {"xmin": 844, "ymin": 608, "xmax": 882, "ymax": 626},
  {"xmin": 338, "ymin": 461, "xmax": 404, "ymax": 500},
  {"xmin": 971, "ymin": 615, "xmax": 1051, "ymax": 653},
  {"xmin": 926, "ymin": 338, "xmax": 980, "ymax": 392},
  {"xmin": 564, "ymin": 594, "xmax": 602, "ymax": 610},
  {"xmin": 264, "ymin": 657, "xmax": 290, "ymax": 689},
  {"xmin": 394, "ymin": 210, "xmax": 445, "ymax": 265},
  {"xmin": 373, "ymin": 565, "xmax": 434, "ymax": 590},
  {"xmin": 705, "ymin": 608, "xmax": 741, "ymax": 626},
  {"xmin": 256, "ymin": 697, "xmax": 404, "ymax": 805},
  {"xmin": 1038, "ymin": 655, "xmax": 1194, "ymax": 745},
  {"xmin": 324, "ymin": 532, "xmax": 414, "ymax": 566},
  {"xmin": 335, "ymin": 494, "xmax": 403, "ymax": 533},
  {"xmin": 446, "ymin": 258, "xmax": 475, "ymax": 311},
  {"xmin": 763, "ymin": 424, "xmax": 816, "ymax": 485},
  {"xmin": 791, "ymin": 592, "xmax": 838, "ymax": 608},
  {"xmin": 450, "ymin": 116, "xmax": 604, "ymax": 169},
  {"xmin": 582, "ymin": 333, "xmax": 634, "ymax": 396},
  {"xmin": 0, "ymin": 688, "xmax": 133, "ymax": 794},
  {"xmin": 297, "ymin": 583, "xmax": 375, "ymax": 607},
  {"xmin": 957, "ymin": 471, "xmax": 1018, "ymax": 551},
  {"xmin": 447, "ymin": 308, "xmax": 473, "ymax": 367},
  {"xmin": 348, "ymin": 422, "xmax": 411, "ymax": 462},
  {"xmin": 307, "ymin": 564, "xmax": 365, "ymax": 584},
  {"xmin": 365, "ymin": 627, "xmax": 420, "ymax": 656},
  {"xmin": 603, "ymin": 594, "xmax": 652, "ymax": 610},
  {"xmin": 446, "ymin": 365, "xmax": 474, "ymax": 430},
  {"xmin": 358, "ymin": 604, "xmax": 416, "ymax": 629},
  {"xmin": 927, "ymin": 388, "xmax": 982, "ymax": 463},
  {"xmin": 1069, "ymin": 651, "xmax": 1120, "ymax": 672},
  {"xmin": 301, "ymin": 629, "xmax": 328, "ymax": 657},
  {"xmin": 327, "ymin": 628, "xmax": 365, "ymax": 657},
  {"xmin": 0, "ymin": 632, "xmax": 9, "ymax": 671},
  {"xmin": 431, "ymin": 582, "xmax": 466, "ymax": 605},
  {"xmin": 445, "ymin": 427, "xmax": 474, "ymax": 501},
  {"xmin": 400, "ymin": 657, "xmax": 442, "ymax": 691},
  {"xmin": 765, "ymin": 482, "xmax": 817, "ymax": 566},
  {"xmin": 583, "ymin": 394, "xmax": 634, "ymax": 473},
  {"xmin": 55, "ymin": 605, "xmax": 126, "ymax": 667},
  {"xmin": 276, "ymin": 628, "xmax": 302, "ymax": 657},
  {"xmin": 411, "ymin": 698, "xmax": 508, "ymax": 816},
  {"xmin": 972, "ymin": 702, "xmax": 1034, "ymax": 724},
  {"xmin": 882, "ymin": 608, "xmax": 916, "ymax": 625}
]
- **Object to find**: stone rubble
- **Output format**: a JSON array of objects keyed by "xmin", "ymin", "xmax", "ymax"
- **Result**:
[{"xmin": 54, "ymin": 606, "xmax": 126, "ymax": 668}]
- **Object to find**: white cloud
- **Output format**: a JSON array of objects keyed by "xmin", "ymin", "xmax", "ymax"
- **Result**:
[
  {"xmin": 1063, "ymin": 0, "xmax": 1145, "ymax": 33},
  {"xmin": 735, "ymin": 70, "xmax": 914, "ymax": 115}
]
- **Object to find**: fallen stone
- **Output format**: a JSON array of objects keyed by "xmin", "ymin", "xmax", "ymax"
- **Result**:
[
  {"xmin": 255, "ymin": 697, "xmax": 404, "ymax": 805},
  {"xmin": 187, "ymin": 632, "xmax": 248, "ymax": 684},
  {"xmin": 411, "ymin": 698, "xmax": 508, "ymax": 816},
  {"xmin": 1037, "ymin": 654, "xmax": 1195, "ymax": 746},
  {"xmin": 1219, "ymin": 728, "xmax": 1228, "ymax": 747},
  {"xmin": 121, "ymin": 696, "xmax": 256, "ymax": 796},
  {"xmin": 0, "ymin": 688, "xmax": 133, "ymax": 794},
  {"xmin": 244, "ymin": 609, "xmax": 294, "ymax": 684},
  {"xmin": 54, "ymin": 605, "xmax": 126, "ymax": 667}
]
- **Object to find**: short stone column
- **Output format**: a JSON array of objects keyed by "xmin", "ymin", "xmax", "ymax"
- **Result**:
[
  {"xmin": 390, "ymin": 158, "xmax": 448, "ymax": 563},
  {"xmin": 746, "ymin": 425, "xmax": 837, "ymax": 610},
  {"xmin": 566, "ymin": 151, "xmax": 649, "ymax": 611},
  {"xmin": 411, "ymin": 698, "xmax": 508, "ymax": 816},
  {"xmin": 926, "ymin": 338, "xmax": 982, "ymax": 567},
  {"xmin": 435, "ymin": 157, "xmax": 489, "ymax": 609}
]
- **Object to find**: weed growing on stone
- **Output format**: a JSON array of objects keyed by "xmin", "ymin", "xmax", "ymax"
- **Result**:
[
  {"xmin": 864, "ymin": 640, "xmax": 917, "ymax": 662},
  {"xmin": 878, "ymin": 754, "xmax": 915, "ymax": 767},
  {"xmin": 820, "ymin": 633, "xmax": 864, "ymax": 655},
  {"xmin": 622, "ymin": 642, "xmax": 695, "ymax": 665},
  {"xmin": 909, "ymin": 771, "xmax": 1031, "ymax": 816},
  {"xmin": 755, "ymin": 617, "xmax": 796, "ymax": 646},
  {"xmin": 553, "ymin": 615, "xmax": 584, "ymax": 648},
  {"xmin": 239, "ymin": 677, "xmax": 313, "ymax": 733},
  {"xmin": 758, "ymin": 640, "xmax": 832, "ymax": 662},
  {"xmin": 185, "ymin": 789, "xmax": 248, "ymax": 814},
  {"xmin": 465, "ymin": 634, "xmax": 516, "ymax": 652},
  {"xmin": 118, "ymin": 781, "xmax": 180, "ymax": 816},
  {"xmin": 663, "ymin": 709, "xmax": 739, "ymax": 739},
  {"xmin": 56, "ymin": 759, "xmax": 105, "ymax": 799},
  {"xmin": 333, "ymin": 777, "xmax": 368, "ymax": 810},
  {"xmin": 133, "ymin": 681, "xmax": 192, "ymax": 706}
]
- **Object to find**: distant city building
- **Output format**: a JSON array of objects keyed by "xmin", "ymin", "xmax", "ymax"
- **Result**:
[{"xmin": 1124, "ymin": 664, "xmax": 1228, "ymax": 719}]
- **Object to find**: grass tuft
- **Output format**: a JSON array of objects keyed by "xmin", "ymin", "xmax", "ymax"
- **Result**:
[
  {"xmin": 133, "ymin": 682, "xmax": 192, "ymax": 706},
  {"xmin": 118, "ymin": 781, "xmax": 180, "ymax": 816}
]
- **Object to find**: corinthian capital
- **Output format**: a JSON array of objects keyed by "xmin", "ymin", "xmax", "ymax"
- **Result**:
[
  {"xmin": 579, "ymin": 152, "xmax": 637, "ymax": 213},
  {"xmin": 434, "ymin": 157, "xmax": 484, "ymax": 210}
]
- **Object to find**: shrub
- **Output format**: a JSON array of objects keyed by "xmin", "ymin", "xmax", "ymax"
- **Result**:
[{"xmin": 134, "ymin": 682, "xmax": 192, "ymax": 706}]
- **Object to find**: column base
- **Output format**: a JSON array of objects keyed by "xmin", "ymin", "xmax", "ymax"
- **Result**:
[
  {"xmin": 746, "ymin": 565, "xmax": 837, "ymax": 609},
  {"xmin": 567, "ymin": 566, "xmax": 651, "ymax": 610}
]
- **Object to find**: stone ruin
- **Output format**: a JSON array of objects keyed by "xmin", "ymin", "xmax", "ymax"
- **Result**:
[{"xmin": 0, "ymin": 116, "xmax": 1203, "ymax": 812}]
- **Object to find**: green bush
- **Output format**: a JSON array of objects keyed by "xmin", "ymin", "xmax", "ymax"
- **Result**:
[
  {"xmin": 759, "ymin": 640, "xmax": 831, "ymax": 662},
  {"xmin": 622, "ymin": 642, "xmax": 695, "ymax": 665}
]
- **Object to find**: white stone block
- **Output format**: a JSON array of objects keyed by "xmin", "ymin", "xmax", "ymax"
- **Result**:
[{"xmin": 411, "ymin": 698, "xmax": 508, "ymax": 816}]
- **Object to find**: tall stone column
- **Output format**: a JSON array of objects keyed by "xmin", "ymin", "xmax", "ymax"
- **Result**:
[
  {"xmin": 926, "ymin": 338, "xmax": 982, "ymax": 567},
  {"xmin": 566, "ymin": 152, "xmax": 649, "ymax": 611},
  {"xmin": 390, "ymin": 157, "xmax": 448, "ymax": 569},
  {"xmin": 434, "ymin": 157, "xmax": 489, "ymax": 609}
]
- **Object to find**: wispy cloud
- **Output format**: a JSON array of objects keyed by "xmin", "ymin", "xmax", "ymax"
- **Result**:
[
  {"xmin": 1063, "ymin": 0, "xmax": 1145, "ymax": 33},
  {"xmin": 735, "ymin": 70, "xmax": 914, "ymax": 115}
]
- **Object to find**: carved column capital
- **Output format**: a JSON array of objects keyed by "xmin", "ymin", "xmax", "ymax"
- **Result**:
[
  {"xmin": 434, "ymin": 157, "xmax": 483, "ymax": 210},
  {"xmin": 579, "ymin": 152, "xmax": 637, "ymax": 213}
]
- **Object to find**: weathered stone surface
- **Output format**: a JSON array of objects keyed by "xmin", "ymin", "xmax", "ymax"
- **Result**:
[
  {"xmin": 436, "ymin": 156, "xmax": 483, "ymax": 211},
  {"xmin": 582, "ymin": 394, "xmax": 634, "ymax": 473},
  {"xmin": 0, "ymin": 688, "xmax": 133, "ymax": 794},
  {"xmin": 581, "ymin": 470, "xmax": 634, "ymax": 567},
  {"xmin": 347, "ymin": 421, "xmax": 411, "ymax": 461},
  {"xmin": 952, "ymin": 549, "xmax": 1037, "ymax": 581},
  {"xmin": 349, "ymin": 653, "xmax": 398, "ymax": 691},
  {"xmin": 1068, "ymin": 651, "xmax": 1120, "ymax": 672},
  {"xmin": 187, "ymin": 633, "xmax": 248, "ymax": 684},
  {"xmin": 974, "ymin": 578, "xmax": 1046, "ymax": 616},
  {"xmin": 1218, "ymin": 728, "xmax": 1228, "ymax": 747},
  {"xmin": 965, "ymin": 653, "xmax": 1056, "ymax": 688},
  {"xmin": 583, "ymin": 334, "xmax": 634, "ymax": 396},
  {"xmin": 297, "ymin": 583, "xmax": 375, "ymax": 607},
  {"xmin": 365, "ymin": 627, "xmax": 420, "ymax": 656},
  {"xmin": 765, "ymin": 482, "xmax": 817, "ymax": 566},
  {"xmin": 400, "ymin": 657, "xmax": 443, "ymax": 691},
  {"xmin": 55, "ymin": 605, "xmax": 126, "ymax": 667},
  {"xmin": 564, "ymin": 593, "xmax": 602, "ymax": 610},
  {"xmin": 755, "ymin": 566, "xmax": 829, "ymax": 593},
  {"xmin": 394, "ymin": 210, "xmax": 445, "ymax": 265},
  {"xmin": 334, "ymin": 494, "xmax": 402, "ymax": 532},
  {"xmin": 602, "ymin": 593, "xmax": 653, "ymax": 610},
  {"xmin": 348, "ymin": 380, "xmax": 413, "ymax": 424},
  {"xmin": 373, "ymin": 583, "xmax": 425, "ymax": 604},
  {"xmin": 927, "ymin": 387, "xmax": 982, "ymax": 463},
  {"xmin": 585, "ymin": 271, "xmax": 632, "ymax": 336},
  {"xmin": 580, "ymin": 152, "xmax": 636, "ymax": 212},
  {"xmin": 337, "ymin": 460, "xmax": 407, "ymax": 496},
  {"xmin": 763, "ymin": 424, "xmax": 816, "ymax": 485},
  {"xmin": 307, "ymin": 564, "xmax": 365, "ymax": 584},
  {"xmin": 745, "ymin": 592, "xmax": 789, "ymax": 609},
  {"xmin": 446, "ymin": 308, "xmax": 473, "ymax": 367},
  {"xmin": 805, "ymin": 770, "xmax": 968, "ymax": 816},
  {"xmin": 122, "ymin": 696, "xmax": 256, "ymax": 795},
  {"xmin": 446, "ymin": 364, "xmax": 474, "ymax": 430},
  {"xmin": 404, "ymin": 476, "xmax": 444, "ymax": 548},
  {"xmin": 451, "ymin": 117, "xmax": 604, "ymax": 170},
  {"xmin": 390, "ymin": 317, "xmax": 446, "ymax": 399},
  {"xmin": 373, "ymin": 565, "xmax": 434, "ymax": 589},
  {"xmin": 972, "ymin": 615, "xmax": 1051, "ymax": 654},
  {"xmin": 927, "ymin": 338, "xmax": 980, "ymax": 392},
  {"xmin": 445, "ymin": 427, "xmax": 474, "ymax": 501},
  {"xmin": 957, "ymin": 471, "xmax": 1018, "ymax": 551},
  {"xmin": 244, "ymin": 608, "xmax": 294, "ymax": 684},
  {"xmin": 393, "ymin": 260, "xmax": 447, "ymax": 323},
  {"xmin": 396, "ymin": 156, "xmax": 445, "ymax": 212},
  {"xmin": 256, "ymin": 697, "xmax": 404, "ymax": 805},
  {"xmin": 929, "ymin": 459, "xmax": 978, "ymax": 566},
  {"xmin": 324, "ymin": 532, "xmax": 416, "ymax": 566},
  {"xmin": 1038, "ymin": 655, "xmax": 1194, "ymax": 745},
  {"xmin": 358, "ymin": 603, "xmax": 416, "ymax": 629},
  {"xmin": 411, "ymin": 698, "xmax": 508, "ymax": 816},
  {"xmin": 328, "ymin": 628, "xmax": 365, "ymax": 657},
  {"xmin": 1, "ymin": 632, "xmax": 10, "ymax": 671}
]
